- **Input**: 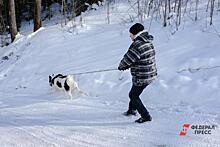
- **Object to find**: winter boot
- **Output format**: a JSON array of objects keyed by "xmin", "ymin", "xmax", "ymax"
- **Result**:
[
  {"xmin": 123, "ymin": 110, "xmax": 137, "ymax": 116},
  {"xmin": 135, "ymin": 115, "xmax": 152, "ymax": 123}
]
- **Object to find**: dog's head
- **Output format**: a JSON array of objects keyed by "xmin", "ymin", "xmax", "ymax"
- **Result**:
[
  {"xmin": 49, "ymin": 74, "xmax": 63, "ymax": 87},
  {"xmin": 49, "ymin": 74, "xmax": 54, "ymax": 87}
]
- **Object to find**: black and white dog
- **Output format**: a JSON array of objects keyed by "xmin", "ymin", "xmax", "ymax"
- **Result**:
[{"xmin": 49, "ymin": 74, "xmax": 85, "ymax": 99}]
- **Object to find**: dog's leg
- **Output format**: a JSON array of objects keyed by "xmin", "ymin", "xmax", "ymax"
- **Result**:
[
  {"xmin": 48, "ymin": 85, "xmax": 60, "ymax": 95},
  {"xmin": 75, "ymin": 86, "xmax": 88, "ymax": 96},
  {"xmin": 47, "ymin": 87, "xmax": 55, "ymax": 95},
  {"xmin": 67, "ymin": 90, "xmax": 73, "ymax": 99}
]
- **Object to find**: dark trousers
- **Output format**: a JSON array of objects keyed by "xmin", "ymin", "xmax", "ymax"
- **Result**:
[{"xmin": 128, "ymin": 84, "xmax": 150, "ymax": 119}]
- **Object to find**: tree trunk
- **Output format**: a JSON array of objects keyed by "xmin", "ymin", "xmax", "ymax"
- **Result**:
[
  {"xmin": 137, "ymin": 0, "xmax": 141, "ymax": 22},
  {"xmin": 147, "ymin": 0, "xmax": 153, "ymax": 17},
  {"xmin": 61, "ymin": 0, "xmax": 67, "ymax": 27},
  {"xmin": 174, "ymin": 0, "xmax": 178, "ymax": 12},
  {"xmin": 8, "ymin": 0, "xmax": 17, "ymax": 42},
  {"xmin": 177, "ymin": 0, "xmax": 181, "ymax": 25},
  {"xmin": 72, "ymin": 0, "xmax": 76, "ymax": 21},
  {"xmin": 218, "ymin": 0, "xmax": 220, "ymax": 8},
  {"xmin": 168, "ymin": 0, "xmax": 171, "ymax": 13},
  {"xmin": 107, "ymin": 0, "xmax": 110, "ymax": 24},
  {"xmin": 163, "ymin": 0, "xmax": 167, "ymax": 27},
  {"xmin": 34, "ymin": 0, "xmax": 42, "ymax": 32},
  {"xmin": 210, "ymin": 0, "xmax": 215, "ymax": 25},
  {"xmin": 0, "ymin": 0, "xmax": 2, "ymax": 18},
  {"xmin": 0, "ymin": 0, "xmax": 4, "ymax": 34},
  {"xmin": 195, "ymin": 0, "xmax": 199, "ymax": 21}
]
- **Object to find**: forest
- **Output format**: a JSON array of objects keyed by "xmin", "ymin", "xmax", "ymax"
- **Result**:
[
  {"xmin": 0, "ymin": 0, "xmax": 219, "ymax": 45},
  {"xmin": 0, "ymin": 0, "xmax": 103, "ymax": 43}
]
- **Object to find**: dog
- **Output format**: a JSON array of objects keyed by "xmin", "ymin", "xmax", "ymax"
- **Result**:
[{"xmin": 49, "ymin": 74, "xmax": 85, "ymax": 99}]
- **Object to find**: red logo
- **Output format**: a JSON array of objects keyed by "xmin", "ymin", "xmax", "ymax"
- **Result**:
[{"xmin": 179, "ymin": 124, "xmax": 190, "ymax": 136}]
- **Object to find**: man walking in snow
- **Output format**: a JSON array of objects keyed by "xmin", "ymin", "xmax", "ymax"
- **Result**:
[{"xmin": 118, "ymin": 23, "xmax": 157, "ymax": 123}]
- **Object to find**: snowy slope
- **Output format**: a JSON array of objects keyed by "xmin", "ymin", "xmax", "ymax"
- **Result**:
[{"xmin": 0, "ymin": 1, "xmax": 220, "ymax": 147}]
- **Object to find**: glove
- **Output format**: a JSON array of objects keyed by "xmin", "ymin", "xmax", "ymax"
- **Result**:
[{"xmin": 118, "ymin": 66, "xmax": 126, "ymax": 71}]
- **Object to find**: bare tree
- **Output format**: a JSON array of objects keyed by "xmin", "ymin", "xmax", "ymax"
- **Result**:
[
  {"xmin": 218, "ymin": 0, "xmax": 220, "ymax": 8},
  {"xmin": 0, "ymin": 0, "xmax": 6, "ymax": 46},
  {"xmin": 72, "ymin": 0, "xmax": 76, "ymax": 22},
  {"xmin": 8, "ymin": 0, "xmax": 17, "ymax": 42},
  {"xmin": 183, "ymin": 0, "xmax": 189, "ymax": 16},
  {"xmin": 137, "ymin": 0, "xmax": 143, "ymax": 22},
  {"xmin": 206, "ymin": 0, "xmax": 211, "ymax": 12},
  {"xmin": 0, "ymin": 0, "xmax": 2, "ymax": 18},
  {"xmin": 210, "ymin": 0, "xmax": 215, "ymax": 25},
  {"xmin": 195, "ymin": 0, "xmax": 199, "ymax": 21},
  {"xmin": 0, "ymin": 0, "xmax": 5, "ymax": 34},
  {"xmin": 177, "ymin": 0, "xmax": 182, "ymax": 26},
  {"xmin": 34, "ymin": 0, "xmax": 42, "ymax": 31},
  {"xmin": 174, "ymin": 0, "xmax": 178, "ymax": 12},
  {"xmin": 107, "ymin": 0, "xmax": 110, "ymax": 24},
  {"xmin": 143, "ymin": 0, "xmax": 148, "ymax": 15},
  {"xmin": 168, "ymin": 0, "xmax": 171, "ymax": 13},
  {"xmin": 147, "ymin": 0, "xmax": 153, "ymax": 17},
  {"xmin": 163, "ymin": 0, "xmax": 168, "ymax": 27},
  {"xmin": 61, "ymin": 0, "xmax": 67, "ymax": 26}
]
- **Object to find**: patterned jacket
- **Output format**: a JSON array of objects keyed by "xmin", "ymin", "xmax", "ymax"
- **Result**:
[{"xmin": 118, "ymin": 31, "xmax": 157, "ymax": 86}]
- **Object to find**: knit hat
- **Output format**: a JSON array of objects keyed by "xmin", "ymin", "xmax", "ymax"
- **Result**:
[{"xmin": 129, "ymin": 23, "xmax": 144, "ymax": 35}]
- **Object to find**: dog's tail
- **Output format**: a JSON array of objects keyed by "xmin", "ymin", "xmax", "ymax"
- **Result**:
[
  {"xmin": 67, "ymin": 75, "xmax": 88, "ymax": 96},
  {"xmin": 66, "ymin": 75, "xmax": 75, "ymax": 86},
  {"xmin": 78, "ymin": 90, "xmax": 88, "ymax": 96}
]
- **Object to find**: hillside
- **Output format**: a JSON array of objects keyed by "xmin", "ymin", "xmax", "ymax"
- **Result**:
[{"xmin": 0, "ymin": 1, "xmax": 220, "ymax": 147}]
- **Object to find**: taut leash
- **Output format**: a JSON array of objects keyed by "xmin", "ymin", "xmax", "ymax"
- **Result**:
[{"xmin": 71, "ymin": 68, "xmax": 118, "ymax": 76}]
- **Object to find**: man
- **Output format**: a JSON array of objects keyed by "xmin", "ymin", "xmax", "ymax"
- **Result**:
[{"xmin": 118, "ymin": 23, "xmax": 157, "ymax": 123}]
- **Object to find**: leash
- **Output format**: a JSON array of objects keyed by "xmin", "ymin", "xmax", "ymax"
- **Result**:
[{"xmin": 71, "ymin": 68, "xmax": 118, "ymax": 76}]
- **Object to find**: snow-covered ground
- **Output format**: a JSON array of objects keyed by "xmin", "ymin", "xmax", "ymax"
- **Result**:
[{"xmin": 0, "ymin": 1, "xmax": 220, "ymax": 147}]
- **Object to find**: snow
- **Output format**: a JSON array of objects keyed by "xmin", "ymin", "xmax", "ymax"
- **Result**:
[{"xmin": 0, "ymin": 1, "xmax": 220, "ymax": 147}]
